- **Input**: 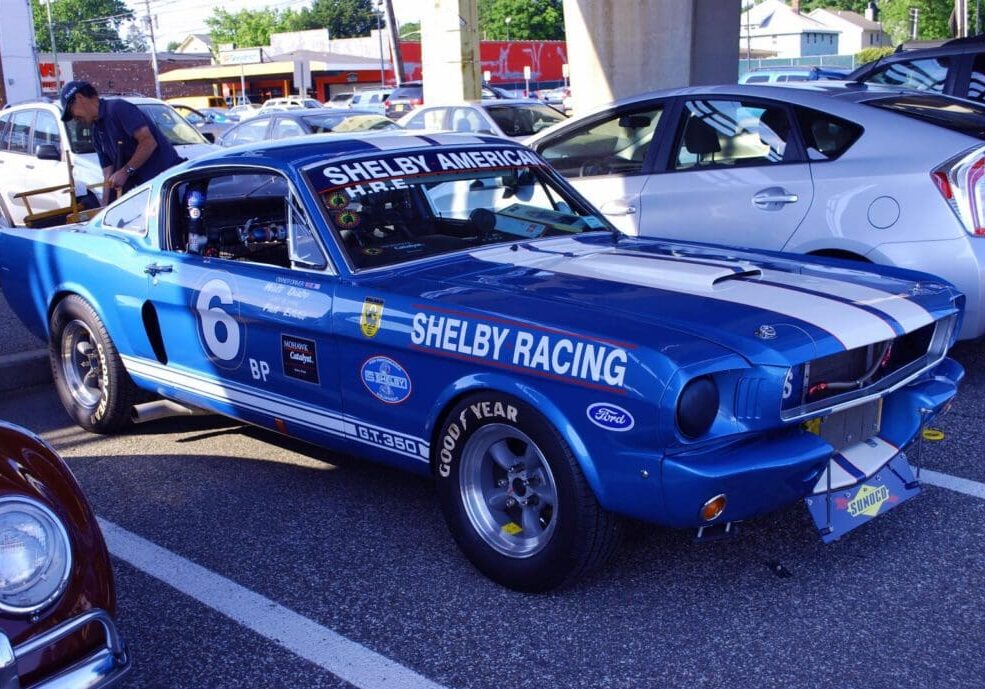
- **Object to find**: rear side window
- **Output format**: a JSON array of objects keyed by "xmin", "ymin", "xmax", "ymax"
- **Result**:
[
  {"xmin": 0, "ymin": 113, "xmax": 12, "ymax": 150},
  {"xmin": 967, "ymin": 53, "xmax": 985, "ymax": 102},
  {"xmin": 864, "ymin": 57, "xmax": 949, "ymax": 93},
  {"xmin": 794, "ymin": 106, "xmax": 862, "ymax": 160},
  {"xmin": 9, "ymin": 110, "xmax": 34, "ymax": 154},
  {"xmin": 865, "ymin": 95, "xmax": 985, "ymax": 140}
]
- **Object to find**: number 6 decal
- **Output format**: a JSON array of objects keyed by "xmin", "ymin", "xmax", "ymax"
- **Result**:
[{"xmin": 196, "ymin": 278, "xmax": 242, "ymax": 364}]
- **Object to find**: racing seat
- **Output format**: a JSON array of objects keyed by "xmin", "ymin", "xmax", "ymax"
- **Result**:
[{"xmin": 683, "ymin": 117, "xmax": 721, "ymax": 165}]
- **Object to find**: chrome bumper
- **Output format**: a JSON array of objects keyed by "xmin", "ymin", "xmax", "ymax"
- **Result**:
[{"xmin": 0, "ymin": 609, "xmax": 129, "ymax": 689}]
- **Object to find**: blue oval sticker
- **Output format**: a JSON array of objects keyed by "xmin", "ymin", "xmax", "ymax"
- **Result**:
[
  {"xmin": 586, "ymin": 403, "xmax": 635, "ymax": 432},
  {"xmin": 361, "ymin": 356, "xmax": 412, "ymax": 404}
]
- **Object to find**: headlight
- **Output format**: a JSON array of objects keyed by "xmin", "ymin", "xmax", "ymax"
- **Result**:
[
  {"xmin": 676, "ymin": 376, "xmax": 719, "ymax": 439},
  {"xmin": 0, "ymin": 497, "xmax": 72, "ymax": 615}
]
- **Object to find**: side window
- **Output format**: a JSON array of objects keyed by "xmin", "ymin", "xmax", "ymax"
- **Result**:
[
  {"xmin": 450, "ymin": 107, "xmax": 485, "ymax": 133},
  {"xmin": 674, "ymin": 99, "xmax": 797, "ymax": 170},
  {"xmin": 967, "ymin": 54, "xmax": 985, "ymax": 102},
  {"xmin": 401, "ymin": 110, "xmax": 427, "ymax": 130},
  {"xmin": 866, "ymin": 57, "xmax": 949, "ymax": 93},
  {"xmin": 167, "ymin": 171, "xmax": 327, "ymax": 271},
  {"xmin": 103, "ymin": 189, "xmax": 149, "ymax": 232},
  {"xmin": 0, "ymin": 113, "xmax": 12, "ymax": 150},
  {"xmin": 9, "ymin": 110, "xmax": 35, "ymax": 155},
  {"xmin": 33, "ymin": 111, "xmax": 62, "ymax": 150},
  {"xmin": 538, "ymin": 105, "xmax": 662, "ymax": 178},
  {"xmin": 225, "ymin": 119, "xmax": 268, "ymax": 146},
  {"xmin": 271, "ymin": 119, "xmax": 306, "ymax": 139},
  {"xmin": 794, "ymin": 106, "xmax": 863, "ymax": 160}
]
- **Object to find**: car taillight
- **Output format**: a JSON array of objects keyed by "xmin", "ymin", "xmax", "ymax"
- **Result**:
[
  {"xmin": 932, "ymin": 145, "xmax": 985, "ymax": 237},
  {"xmin": 412, "ymin": 98, "xmax": 423, "ymax": 106}
]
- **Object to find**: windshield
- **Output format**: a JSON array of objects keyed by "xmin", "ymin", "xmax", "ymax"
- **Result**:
[
  {"xmin": 304, "ymin": 146, "xmax": 611, "ymax": 270},
  {"xmin": 866, "ymin": 95, "xmax": 985, "ymax": 139},
  {"xmin": 300, "ymin": 113, "xmax": 398, "ymax": 133},
  {"xmin": 135, "ymin": 103, "xmax": 209, "ymax": 145},
  {"xmin": 485, "ymin": 104, "xmax": 566, "ymax": 136}
]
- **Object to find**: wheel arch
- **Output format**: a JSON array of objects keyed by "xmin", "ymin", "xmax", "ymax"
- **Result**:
[{"xmin": 425, "ymin": 373, "xmax": 604, "ymax": 500}]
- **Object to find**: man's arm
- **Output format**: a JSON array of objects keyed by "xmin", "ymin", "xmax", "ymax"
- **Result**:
[{"xmin": 107, "ymin": 126, "xmax": 157, "ymax": 190}]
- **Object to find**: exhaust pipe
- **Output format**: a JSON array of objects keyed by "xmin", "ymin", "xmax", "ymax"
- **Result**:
[{"xmin": 131, "ymin": 399, "xmax": 208, "ymax": 424}]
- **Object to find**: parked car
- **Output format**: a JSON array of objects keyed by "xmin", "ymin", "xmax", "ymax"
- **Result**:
[
  {"xmin": 167, "ymin": 95, "xmax": 228, "ymax": 110},
  {"xmin": 0, "ymin": 420, "xmax": 129, "ymax": 687},
  {"xmin": 227, "ymin": 103, "xmax": 261, "ymax": 121},
  {"xmin": 848, "ymin": 34, "xmax": 985, "ymax": 102},
  {"xmin": 259, "ymin": 96, "xmax": 324, "ymax": 112},
  {"xmin": 218, "ymin": 109, "xmax": 398, "ymax": 147},
  {"xmin": 171, "ymin": 104, "xmax": 236, "ymax": 141},
  {"xmin": 385, "ymin": 81, "xmax": 514, "ymax": 119},
  {"xmin": 348, "ymin": 89, "xmax": 391, "ymax": 115},
  {"xmin": 325, "ymin": 92, "xmax": 354, "ymax": 109},
  {"xmin": 0, "ymin": 132, "xmax": 964, "ymax": 591},
  {"xmin": 0, "ymin": 97, "xmax": 217, "ymax": 226},
  {"xmin": 526, "ymin": 82, "xmax": 985, "ymax": 340},
  {"xmin": 739, "ymin": 65, "xmax": 850, "ymax": 83},
  {"xmin": 397, "ymin": 99, "xmax": 566, "ymax": 140}
]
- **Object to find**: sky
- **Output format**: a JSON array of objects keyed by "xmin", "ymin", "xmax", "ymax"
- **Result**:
[{"xmin": 123, "ymin": 0, "xmax": 423, "ymax": 49}]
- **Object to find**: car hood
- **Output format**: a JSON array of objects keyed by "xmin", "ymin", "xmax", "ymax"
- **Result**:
[{"xmin": 389, "ymin": 235, "xmax": 960, "ymax": 368}]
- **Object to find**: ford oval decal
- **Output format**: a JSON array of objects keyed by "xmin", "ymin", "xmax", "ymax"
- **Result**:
[
  {"xmin": 361, "ymin": 356, "xmax": 412, "ymax": 404},
  {"xmin": 586, "ymin": 403, "xmax": 635, "ymax": 432}
]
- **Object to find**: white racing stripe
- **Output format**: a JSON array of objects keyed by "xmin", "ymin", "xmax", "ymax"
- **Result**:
[
  {"xmin": 97, "ymin": 518, "xmax": 449, "ymax": 689},
  {"xmin": 474, "ymin": 240, "xmax": 898, "ymax": 350},
  {"xmin": 365, "ymin": 135, "xmax": 437, "ymax": 150},
  {"xmin": 758, "ymin": 269, "xmax": 935, "ymax": 335}
]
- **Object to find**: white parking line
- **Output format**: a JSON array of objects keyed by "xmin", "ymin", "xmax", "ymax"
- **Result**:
[
  {"xmin": 919, "ymin": 469, "xmax": 985, "ymax": 500},
  {"xmin": 97, "ymin": 518, "xmax": 450, "ymax": 689}
]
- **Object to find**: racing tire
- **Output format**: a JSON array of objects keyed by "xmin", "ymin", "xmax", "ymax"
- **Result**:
[
  {"xmin": 49, "ymin": 295, "xmax": 137, "ymax": 434},
  {"xmin": 434, "ymin": 392, "xmax": 621, "ymax": 592}
]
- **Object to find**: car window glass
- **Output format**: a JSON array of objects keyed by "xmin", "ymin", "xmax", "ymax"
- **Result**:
[
  {"xmin": 225, "ymin": 119, "xmax": 268, "ymax": 146},
  {"xmin": 968, "ymin": 54, "xmax": 985, "ymax": 101},
  {"xmin": 103, "ymin": 189, "xmax": 149, "ymax": 233},
  {"xmin": 168, "ymin": 171, "xmax": 327, "ymax": 271},
  {"xmin": 744, "ymin": 75, "xmax": 770, "ymax": 83},
  {"xmin": 674, "ymin": 99, "xmax": 796, "ymax": 170},
  {"xmin": 272, "ymin": 119, "xmax": 306, "ymax": 139},
  {"xmin": 486, "ymin": 104, "xmax": 566, "ymax": 137},
  {"xmin": 67, "ymin": 120, "xmax": 96, "ymax": 154},
  {"xmin": 133, "ymin": 103, "xmax": 205, "ymax": 145},
  {"xmin": 450, "ymin": 107, "xmax": 485, "ymax": 133},
  {"xmin": 9, "ymin": 110, "xmax": 34, "ymax": 154},
  {"xmin": 0, "ymin": 113, "xmax": 12, "ymax": 150},
  {"xmin": 866, "ymin": 57, "xmax": 948, "ymax": 93},
  {"xmin": 866, "ymin": 94, "xmax": 985, "ymax": 141},
  {"xmin": 33, "ymin": 111, "xmax": 61, "ymax": 150},
  {"xmin": 401, "ymin": 110, "xmax": 430, "ymax": 130},
  {"xmin": 794, "ymin": 106, "xmax": 862, "ymax": 160},
  {"xmin": 538, "ymin": 105, "xmax": 662, "ymax": 178}
]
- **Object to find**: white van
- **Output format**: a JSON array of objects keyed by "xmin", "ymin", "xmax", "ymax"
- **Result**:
[{"xmin": 0, "ymin": 97, "xmax": 217, "ymax": 226}]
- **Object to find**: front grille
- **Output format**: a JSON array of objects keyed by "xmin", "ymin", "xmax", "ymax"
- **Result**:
[{"xmin": 781, "ymin": 316, "xmax": 954, "ymax": 421}]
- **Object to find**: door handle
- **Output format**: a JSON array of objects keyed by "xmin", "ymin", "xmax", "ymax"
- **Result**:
[
  {"xmin": 599, "ymin": 200, "xmax": 638, "ymax": 216},
  {"xmin": 752, "ymin": 187, "xmax": 798, "ymax": 210},
  {"xmin": 144, "ymin": 263, "xmax": 173, "ymax": 276}
]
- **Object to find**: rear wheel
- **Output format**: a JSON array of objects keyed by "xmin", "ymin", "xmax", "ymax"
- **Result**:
[
  {"xmin": 435, "ymin": 392, "xmax": 621, "ymax": 591},
  {"xmin": 49, "ymin": 295, "xmax": 137, "ymax": 433}
]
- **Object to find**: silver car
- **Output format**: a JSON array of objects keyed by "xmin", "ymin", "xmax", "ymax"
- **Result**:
[
  {"xmin": 526, "ymin": 82, "xmax": 985, "ymax": 340},
  {"xmin": 398, "ymin": 100, "xmax": 567, "ymax": 141}
]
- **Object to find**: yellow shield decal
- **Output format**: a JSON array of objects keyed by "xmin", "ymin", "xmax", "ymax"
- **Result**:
[{"xmin": 360, "ymin": 297, "xmax": 384, "ymax": 338}]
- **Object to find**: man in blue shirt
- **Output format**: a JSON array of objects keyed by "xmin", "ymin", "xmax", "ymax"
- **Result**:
[{"xmin": 60, "ymin": 81, "xmax": 183, "ymax": 201}]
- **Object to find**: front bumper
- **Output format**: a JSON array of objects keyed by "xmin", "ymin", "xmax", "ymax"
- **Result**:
[
  {"xmin": 657, "ymin": 356, "xmax": 963, "ymax": 529},
  {"xmin": 0, "ymin": 609, "xmax": 129, "ymax": 689}
]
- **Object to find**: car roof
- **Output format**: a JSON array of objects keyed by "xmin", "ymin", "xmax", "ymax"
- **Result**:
[{"xmin": 195, "ymin": 131, "xmax": 523, "ymax": 169}]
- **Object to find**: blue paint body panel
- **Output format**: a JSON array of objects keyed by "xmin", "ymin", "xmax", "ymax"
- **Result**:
[{"xmin": 0, "ymin": 133, "xmax": 966, "ymax": 536}]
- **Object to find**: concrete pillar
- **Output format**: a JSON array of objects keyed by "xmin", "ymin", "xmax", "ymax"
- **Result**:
[
  {"xmin": 420, "ymin": 0, "xmax": 482, "ymax": 105},
  {"xmin": 562, "ymin": 0, "xmax": 740, "ymax": 114}
]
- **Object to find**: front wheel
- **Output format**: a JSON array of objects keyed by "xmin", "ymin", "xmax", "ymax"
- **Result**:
[
  {"xmin": 49, "ymin": 295, "xmax": 137, "ymax": 433},
  {"xmin": 434, "ymin": 393, "xmax": 621, "ymax": 591}
]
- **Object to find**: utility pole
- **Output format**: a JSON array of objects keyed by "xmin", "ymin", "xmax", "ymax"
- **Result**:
[
  {"xmin": 142, "ymin": 0, "xmax": 161, "ymax": 98},
  {"xmin": 40, "ymin": 0, "xmax": 60, "ymax": 91},
  {"xmin": 910, "ymin": 6, "xmax": 920, "ymax": 40},
  {"xmin": 382, "ymin": 0, "xmax": 405, "ymax": 85}
]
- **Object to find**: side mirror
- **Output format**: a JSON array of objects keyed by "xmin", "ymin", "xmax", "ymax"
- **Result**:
[
  {"xmin": 35, "ymin": 143, "xmax": 61, "ymax": 161},
  {"xmin": 203, "ymin": 132, "xmax": 216, "ymax": 143}
]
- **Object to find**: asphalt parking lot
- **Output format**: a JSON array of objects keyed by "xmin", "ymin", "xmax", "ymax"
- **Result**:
[{"xmin": 1, "ymin": 334, "xmax": 983, "ymax": 688}]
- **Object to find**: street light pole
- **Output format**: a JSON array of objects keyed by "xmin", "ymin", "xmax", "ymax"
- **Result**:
[
  {"xmin": 376, "ymin": 1, "xmax": 385, "ymax": 87},
  {"xmin": 41, "ymin": 0, "xmax": 60, "ymax": 93}
]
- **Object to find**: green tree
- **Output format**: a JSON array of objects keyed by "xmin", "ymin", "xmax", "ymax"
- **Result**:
[
  {"xmin": 123, "ymin": 21, "xmax": 148, "ymax": 52},
  {"xmin": 799, "ymin": 0, "xmax": 868, "ymax": 12},
  {"xmin": 32, "ymin": 0, "xmax": 132, "ymax": 53},
  {"xmin": 399, "ymin": 21, "xmax": 421, "ymax": 40},
  {"xmin": 166, "ymin": 40, "xmax": 180, "ymax": 52},
  {"xmin": 478, "ymin": 0, "xmax": 565, "ymax": 40},
  {"xmin": 206, "ymin": 7, "xmax": 281, "ymax": 49},
  {"xmin": 879, "ymin": 0, "xmax": 954, "ymax": 43},
  {"xmin": 279, "ymin": 0, "xmax": 377, "ymax": 38}
]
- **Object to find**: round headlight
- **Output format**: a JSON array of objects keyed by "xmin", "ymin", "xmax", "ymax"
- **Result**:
[
  {"xmin": 676, "ymin": 376, "xmax": 719, "ymax": 439},
  {"xmin": 0, "ymin": 497, "xmax": 72, "ymax": 615}
]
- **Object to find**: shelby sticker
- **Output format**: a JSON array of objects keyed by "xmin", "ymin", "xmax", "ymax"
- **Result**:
[
  {"xmin": 586, "ymin": 403, "xmax": 635, "ymax": 431},
  {"xmin": 361, "ymin": 356, "xmax": 411, "ymax": 404},
  {"xmin": 281, "ymin": 335, "xmax": 319, "ymax": 384}
]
